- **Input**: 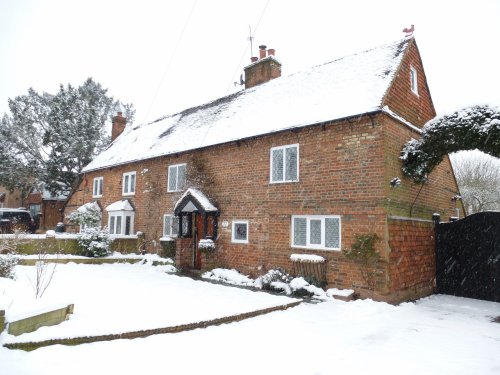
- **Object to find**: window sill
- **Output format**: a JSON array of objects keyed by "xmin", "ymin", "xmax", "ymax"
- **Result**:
[
  {"xmin": 269, "ymin": 180, "xmax": 299, "ymax": 184},
  {"xmin": 291, "ymin": 245, "xmax": 340, "ymax": 252}
]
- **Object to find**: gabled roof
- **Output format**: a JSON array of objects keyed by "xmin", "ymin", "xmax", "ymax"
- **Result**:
[
  {"xmin": 83, "ymin": 38, "xmax": 412, "ymax": 173},
  {"xmin": 174, "ymin": 188, "xmax": 218, "ymax": 215}
]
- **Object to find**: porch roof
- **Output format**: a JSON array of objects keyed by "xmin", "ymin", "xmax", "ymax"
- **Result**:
[{"xmin": 174, "ymin": 188, "xmax": 218, "ymax": 215}]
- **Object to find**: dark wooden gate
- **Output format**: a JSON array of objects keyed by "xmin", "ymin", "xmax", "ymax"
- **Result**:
[{"xmin": 435, "ymin": 212, "xmax": 500, "ymax": 302}]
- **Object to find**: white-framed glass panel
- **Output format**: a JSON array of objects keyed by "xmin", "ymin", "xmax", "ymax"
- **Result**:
[
  {"xmin": 270, "ymin": 144, "xmax": 299, "ymax": 183},
  {"xmin": 167, "ymin": 164, "xmax": 187, "ymax": 192},
  {"xmin": 410, "ymin": 65, "xmax": 418, "ymax": 95},
  {"xmin": 291, "ymin": 215, "xmax": 341, "ymax": 250},
  {"xmin": 122, "ymin": 172, "xmax": 136, "ymax": 196},
  {"xmin": 108, "ymin": 212, "xmax": 135, "ymax": 235},
  {"xmin": 232, "ymin": 220, "xmax": 249, "ymax": 244},
  {"xmin": 93, "ymin": 177, "xmax": 103, "ymax": 197},
  {"xmin": 163, "ymin": 214, "xmax": 180, "ymax": 237}
]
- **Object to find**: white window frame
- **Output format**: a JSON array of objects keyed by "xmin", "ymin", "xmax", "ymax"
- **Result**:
[
  {"xmin": 291, "ymin": 215, "xmax": 341, "ymax": 251},
  {"xmin": 122, "ymin": 172, "xmax": 136, "ymax": 196},
  {"xmin": 270, "ymin": 144, "xmax": 299, "ymax": 183},
  {"xmin": 163, "ymin": 214, "xmax": 179, "ymax": 237},
  {"xmin": 167, "ymin": 163, "xmax": 187, "ymax": 192},
  {"xmin": 108, "ymin": 211, "xmax": 135, "ymax": 235},
  {"xmin": 92, "ymin": 177, "xmax": 103, "ymax": 198},
  {"xmin": 410, "ymin": 65, "xmax": 419, "ymax": 96},
  {"xmin": 232, "ymin": 220, "xmax": 249, "ymax": 244}
]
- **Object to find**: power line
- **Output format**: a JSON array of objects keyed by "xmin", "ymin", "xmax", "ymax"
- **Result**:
[
  {"xmin": 196, "ymin": 0, "xmax": 271, "ymax": 151},
  {"xmin": 141, "ymin": 0, "xmax": 199, "ymax": 125}
]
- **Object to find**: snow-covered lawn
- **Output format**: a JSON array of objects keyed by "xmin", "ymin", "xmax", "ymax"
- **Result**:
[
  {"xmin": 0, "ymin": 262, "xmax": 296, "ymax": 343},
  {"xmin": 1, "ymin": 262, "xmax": 500, "ymax": 375}
]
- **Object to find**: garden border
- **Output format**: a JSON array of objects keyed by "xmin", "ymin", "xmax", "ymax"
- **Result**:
[{"xmin": 3, "ymin": 300, "xmax": 302, "ymax": 351}]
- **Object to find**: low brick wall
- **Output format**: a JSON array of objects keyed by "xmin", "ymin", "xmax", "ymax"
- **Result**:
[
  {"xmin": 3, "ymin": 300, "xmax": 301, "ymax": 351},
  {"xmin": 387, "ymin": 217, "xmax": 435, "ymax": 302},
  {"xmin": 7, "ymin": 304, "xmax": 74, "ymax": 336}
]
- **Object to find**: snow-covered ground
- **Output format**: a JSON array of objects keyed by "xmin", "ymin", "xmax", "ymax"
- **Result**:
[
  {"xmin": 0, "ymin": 262, "xmax": 296, "ymax": 343},
  {"xmin": 1, "ymin": 263, "xmax": 499, "ymax": 375}
]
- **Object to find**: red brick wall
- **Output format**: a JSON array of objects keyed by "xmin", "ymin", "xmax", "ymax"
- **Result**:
[
  {"xmin": 382, "ymin": 39, "xmax": 436, "ymax": 128},
  {"xmin": 387, "ymin": 217, "xmax": 435, "ymax": 302},
  {"xmin": 382, "ymin": 115, "xmax": 461, "ymax": 220}
]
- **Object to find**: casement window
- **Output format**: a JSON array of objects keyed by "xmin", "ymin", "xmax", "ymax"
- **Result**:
[
  {"xmin": 291, "ymin": 215, "xmax": 341, "ymax": 250},
  {"xmin": 163, "ymin": 214, "xmax": 180, "ymax": 237},
  {"xmin": 168, "ymin": 164, "xmax": 187, "ymax": 192},
  {"xmin": 270, "ymin": 144, "xmax": 299, "ymax": 183},
  {"xmin": 232, "ymin": 220, "xmax": 249, "ymax": 244},
  {"xmin": 108, "ymin": 212, "xmax": 134, "ymax": 235},
  {"xmin": 410, "ymin": 65, "xmax": 418, "ymax": 95},
  {"xmin": 92, "ymin": 177, "xmax": 103, "ymax": 197},
  {"xmin": 122, "ymin": 172, "xmax": 136, "ymax": 196}
]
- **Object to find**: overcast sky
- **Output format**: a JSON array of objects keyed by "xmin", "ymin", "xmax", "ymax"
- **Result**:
[{"xmin": 1, "ymin": 0, "xmax": 499, "ymax": 127}]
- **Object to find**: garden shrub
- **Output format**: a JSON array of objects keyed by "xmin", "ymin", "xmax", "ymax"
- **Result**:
[
  {"xmin": 0, "ymin": 254, "xmax": 18, "ymax": 279},
  {"xmin": 256, "ymin": 268, "xmax": 293, "ymax": 291},
  {"xmin": 76, "ymin": 227, "xmax": 113, "ymax": 257}
]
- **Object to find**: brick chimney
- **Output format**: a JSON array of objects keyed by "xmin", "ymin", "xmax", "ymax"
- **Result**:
[
  {"xmin": 111, "ymin": 111, "xmax": 126, "ymax": 141},
  {"xmin": 244, "ymin": 45, "xmax": 281, "ymax": 89}
]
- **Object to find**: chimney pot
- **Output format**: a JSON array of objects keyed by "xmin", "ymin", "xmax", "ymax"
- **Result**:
[
  {"xmin": 251, "ymin": 56, "xmax": 258, "ymax": 63},
  {"xmin": 259, "ymin": 45, "xmax": 267, "ymax": 59},
  {"xmin": 267, "ymin": 48, "xmax": 275, "ymax": 56}
]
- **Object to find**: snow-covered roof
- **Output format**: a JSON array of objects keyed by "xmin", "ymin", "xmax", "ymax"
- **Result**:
[
  {"xmin": 77, "ymin": 201, "xmax": 101, "ymax": 213},
  {"xmin": 175, "ymin": 188, "xmax": 218, "ymax": 213},
  {"xmin": 105, "ymin": 199, "xmax": 135, "ymax": 212},
  {"xmin": 83, "ymin": 38, "xmax": 412, "ymax": 172}
]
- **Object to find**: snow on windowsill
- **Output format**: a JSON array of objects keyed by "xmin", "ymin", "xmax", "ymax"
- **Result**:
[
  {"xmin": 290, "ymin": 254, "xmax": 325, "ymax": 263},
  {"xmin": 326, "ymin": 288, "xmax": 355, "ymax": 298},
  {"xmin": 160, "ymin": 236, "xmax": 176, "ymax": 242},
  {"xmin": 109, "ymin": 234, "xmax": 138, "ymax": 239}
]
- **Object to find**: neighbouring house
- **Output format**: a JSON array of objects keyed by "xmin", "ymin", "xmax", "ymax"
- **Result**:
[
  {"xmin": 0, "ymin": 186, "xmax": 22, "ymax": 209},
  {"xmin": 66, "ymin": 37, "xmax": 461, "ymax": 302},
  {"xmin": 23, "ymin": 186, "xmax": 67, "ymax": 231}
]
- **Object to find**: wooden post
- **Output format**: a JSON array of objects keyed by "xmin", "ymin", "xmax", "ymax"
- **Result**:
[{"xmin": 203, "ymin": 213, "xmax": 208, "ymax": 238}]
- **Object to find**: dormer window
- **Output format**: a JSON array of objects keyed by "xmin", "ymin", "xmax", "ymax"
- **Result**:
[{"xmin": 410, "ymin": 66, "xmax": 418, "ymax": 95}]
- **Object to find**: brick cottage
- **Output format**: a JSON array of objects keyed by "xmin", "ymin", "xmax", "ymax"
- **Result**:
[{"xmin": 66, "ymin": 37, "xmax": 461, "ymax": 302}]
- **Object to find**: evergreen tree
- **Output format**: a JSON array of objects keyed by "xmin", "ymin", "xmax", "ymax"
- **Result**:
[
  {"xmin": 401, "ymin": 104, "xmax": 500, "ymax": 183},
  {"xmin": 0, "ymin": 78, "xmax": 134, "ymax": 197}
]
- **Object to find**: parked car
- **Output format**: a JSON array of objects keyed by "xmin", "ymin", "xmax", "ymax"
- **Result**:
[{"xmin": 0, "ymin": 208, "xmax": 36, "ymax": 234}]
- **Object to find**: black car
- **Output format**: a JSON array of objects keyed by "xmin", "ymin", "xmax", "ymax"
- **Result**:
[{"xmin": 0, "ymin": 208, "xmax": 36, "ymax": 234}]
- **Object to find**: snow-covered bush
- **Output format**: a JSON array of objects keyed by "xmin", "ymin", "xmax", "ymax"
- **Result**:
[
  {"xmin": 255, "ymin": 268, "xmax": 292, "ymax": 291},
  {"xmin": 0, "ymin": 254, "xmax": 18, "ymax": 279},
  {"xmin": 76, "ymin": 227, "xmax": 113, "ymax": 257},
  {"xmin": 68, "ymin": 202, "xmax": 102, "ymax": 229}
]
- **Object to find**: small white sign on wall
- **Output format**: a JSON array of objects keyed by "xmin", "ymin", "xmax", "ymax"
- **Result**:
[{"xmin": 221, "ymin": 220, "xmax": 229, "ymax": 228}]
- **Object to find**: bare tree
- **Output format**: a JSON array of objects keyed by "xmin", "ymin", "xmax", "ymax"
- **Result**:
[{"xmin": 451, "ymin": 151, "xmax": 500, "ymax": 215}]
